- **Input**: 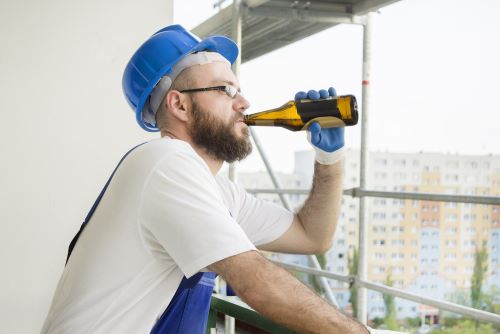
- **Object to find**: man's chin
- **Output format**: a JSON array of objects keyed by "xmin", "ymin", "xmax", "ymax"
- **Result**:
[{"xmin": 235, "ymin": 122, "xmax": 250, "ymax": 138}]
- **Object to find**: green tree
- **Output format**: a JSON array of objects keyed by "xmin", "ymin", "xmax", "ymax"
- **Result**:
[
  {"xmin": 347, "ymin": 248, "xmax": 359, "ymax": 318},
  {"xmin": 383, "ymin": 272, "xmax": 398, "ymax": 330},
  {"xmin": 429, "ymin": 319, "xmax": 493, "ymax": 334},
  {"xmin": 310, "ymin": 253, "xmax": 327, "ymax": 296},
  {"xmin": 471, "ymin": 246, "xmax": 488, "ymax": 310}
]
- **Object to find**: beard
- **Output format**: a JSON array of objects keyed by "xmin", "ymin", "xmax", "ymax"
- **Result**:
[{"xmin": 188, "ymin": 98, "xmax": 253, "ymax": 163}]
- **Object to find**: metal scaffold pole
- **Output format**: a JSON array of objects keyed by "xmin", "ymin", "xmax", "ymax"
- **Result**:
[
  {"xmin": 357, "ymin": 12, "xmax": 373, "ymax": 325},
  {"xmin": 229, "ymin": 0, "xmax": 242, "ymax": 184},
  {"xmin": 227, "ymin": 0, "xmax": 340, "ymax": 311},
  {"xmin": 223, "ymin": 2, "xmax": 243, "ymax": 333}
]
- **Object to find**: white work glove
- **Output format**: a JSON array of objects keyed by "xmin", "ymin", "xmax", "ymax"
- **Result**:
[{"xmin": 367, "ymin": 326, "xmax": 409, "ymax": 334}]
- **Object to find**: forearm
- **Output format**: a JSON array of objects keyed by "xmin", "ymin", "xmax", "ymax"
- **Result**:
[
  {"xmin": 213, "ymin": 251, "xmax": 367, "ymax": 334},
  {"xmin": 297, "ymin": 159, "xmax": 344, "ymax": 251}
]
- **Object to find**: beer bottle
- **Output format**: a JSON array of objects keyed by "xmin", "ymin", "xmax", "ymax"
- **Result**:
[{"xmin": 243, "ymin": 95, "xmax": 358, "ymax": 131}]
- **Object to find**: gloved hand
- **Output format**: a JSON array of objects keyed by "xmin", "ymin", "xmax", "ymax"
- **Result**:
[
  {"xmin": 367, "ymin": 326, "xmax": 409, "ymax": 334},
  {"xmin": 295, "ymin": 87, "xmax": 345, "ymax": 165}
]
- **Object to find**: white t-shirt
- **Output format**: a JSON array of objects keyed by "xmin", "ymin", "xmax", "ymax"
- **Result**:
[{"xmin": 41, "ymin": 138, "xmax": 293, "ymax": 334}]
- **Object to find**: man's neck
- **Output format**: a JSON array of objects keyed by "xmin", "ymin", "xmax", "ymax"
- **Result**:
[{"xmin": 161, "ymin": 131, "xmax": 223, "ymax": 176}]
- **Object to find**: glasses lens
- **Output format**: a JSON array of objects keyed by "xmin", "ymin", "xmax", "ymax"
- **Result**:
[{"xmin": 225, "ymin": 85, "xmax": 238, "ymax": 98}]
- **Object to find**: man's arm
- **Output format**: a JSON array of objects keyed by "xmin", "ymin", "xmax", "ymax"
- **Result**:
[
  {"xmin": 259, "ymin": 159, "xmax": 344, "ymax": 254},
  {"xmin": 209, "ymin": 250, "xmax": 368, "ymax": 334},
  {"xmin": 258, "ymin": 88, "xmax": 346, "ymax": 255}
]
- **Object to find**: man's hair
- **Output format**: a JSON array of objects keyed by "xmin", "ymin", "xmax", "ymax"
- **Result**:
[{"xmin": 155, "ymin": 67, "xmax": 196, "ymax": 130}]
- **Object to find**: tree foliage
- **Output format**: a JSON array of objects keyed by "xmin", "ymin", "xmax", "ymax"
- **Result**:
[
  {"xmin": 383, "ymin": 272, "xmax": 398, "ymax": 330},
  {"xmin": 310, "ymin": 253, "xmax": 327, "ymax": 296},
  {"xmin": 471, "ymin": 246, "xmax": 488, "ymax": 310},
  {"xmin": 429, "ymin": 319, "xmax": 494, "ymax": 334},
  {"xmin": 348, "ymin": 248, "xmax": 359, "ymax": 318}
]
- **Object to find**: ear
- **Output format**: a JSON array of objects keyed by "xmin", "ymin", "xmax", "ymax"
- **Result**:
[{"xmin": 165, "ymin": 90, "xmax": 190, "ymax": 122}]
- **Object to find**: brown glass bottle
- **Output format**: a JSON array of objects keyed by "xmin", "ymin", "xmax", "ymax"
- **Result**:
[{"xmin": 243, "ymin": 95, "xmax": 358, "ymax": 131}]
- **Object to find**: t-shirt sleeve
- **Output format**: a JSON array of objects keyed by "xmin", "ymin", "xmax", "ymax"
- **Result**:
[
  {"xmin": 139, "ymin": 150, "xmax": 256, "ymax": 278},
  {"xmin": 216, "ymin": 176, "xmax": 294, "ymax": 247}
]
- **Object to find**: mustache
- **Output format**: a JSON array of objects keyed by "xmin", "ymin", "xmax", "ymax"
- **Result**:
[{"xmin": 233, "ymin": 112, "xmax": 245, "ymax": 122}]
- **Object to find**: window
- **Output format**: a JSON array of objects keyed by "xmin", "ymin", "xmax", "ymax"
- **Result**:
[
  {"xmin": 373, "ymin": 226, "xmax": 386, "ymax": 233},
  {"xmin": 446, "ymin": 227, "xmax": 457, "ymax": 235},
  {"xmin": 373, "ymin": 212, "xmax": 387, "ymax": 219},
  {"xmin": 392, "ymin": 266, "xmax": 404, "ymax": 274},
  {"xmin": 392, "ymin": 240, "xmax": 405, "ymax": 246},
  {"xmin": 445, "ymin": 253, "xmax": 457, "ymax": 260},
  {"xmin": 445, "ymin": 240, "xmax": 457, "ymax": 247},
  {"xmin": 446, "ymin": 214, "xmax": 457, "ymax": 222},
  {"xmin": 393, "ymin": 159, "xmax": 406, "ymax": 167},
  {"xmin": 392, "ymin": 253, "xmax": 404, "ymax": 260},
  {"xmin": 465, "ymin": 161, "xmax": 478, "ymax": 169}
]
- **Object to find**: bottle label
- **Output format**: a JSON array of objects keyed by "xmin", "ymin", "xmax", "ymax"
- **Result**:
[
  {"xmin": 301, "ymin": 116, "xmax": 346, "ymax": 130},
  {"xmin": 295, "ymin": 95, "xmax": 357, "ymax": 126}
]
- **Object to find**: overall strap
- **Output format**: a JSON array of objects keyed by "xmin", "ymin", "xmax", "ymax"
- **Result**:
[
  {"xmin": 150, "ymin": 272, "xmax": 217, "ymax": 334},
  {"xmin": 66, "ymin": 142, "xmax": 147, "ymax": 264}
]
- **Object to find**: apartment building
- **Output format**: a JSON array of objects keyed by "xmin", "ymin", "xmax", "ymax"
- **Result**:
[{"xmin": 237, "ymin": 149, "xmax": 500, "ymax": 319}]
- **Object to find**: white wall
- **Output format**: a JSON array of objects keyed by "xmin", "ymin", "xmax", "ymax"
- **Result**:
[{"xmin": 0, "ymin": 0, "xmax": 173, "ymax": 332}]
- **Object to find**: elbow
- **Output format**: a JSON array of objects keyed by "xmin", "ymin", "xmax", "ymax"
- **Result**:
[
  {"xmin": 304, "ymin": 238, "xmax": 333, "ymax": 255},
  {"xmin": 316, "ymin": 239, "xmax": 333, "ymax": 254}
]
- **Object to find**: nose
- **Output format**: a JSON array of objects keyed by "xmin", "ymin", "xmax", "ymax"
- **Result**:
[{"xmin": 234, "ymin": 93, "xmax": 250, "ymax": 113}]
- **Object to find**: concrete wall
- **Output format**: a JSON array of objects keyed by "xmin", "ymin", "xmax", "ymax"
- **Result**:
[{"xmin": 0, "ymin": 0, "xmax": 173, "ymax": 332}]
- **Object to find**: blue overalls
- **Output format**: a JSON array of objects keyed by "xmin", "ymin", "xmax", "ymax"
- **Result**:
[{"xmin": 66, "ymin": 144, "xmax": 216, "ymax": 333}]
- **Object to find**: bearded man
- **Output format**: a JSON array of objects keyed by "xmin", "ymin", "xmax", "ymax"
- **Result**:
[{"xmin": 41, "ymin": 25, "xmax": 407, "ymax": 334}]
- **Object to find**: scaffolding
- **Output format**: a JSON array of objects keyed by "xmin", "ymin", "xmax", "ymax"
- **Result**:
[{"xmin": 192, "ymin": 0, "xmax": 500, "ymax": 332}]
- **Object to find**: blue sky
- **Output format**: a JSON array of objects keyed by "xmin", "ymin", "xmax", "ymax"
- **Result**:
[{"xmin": 174, "ymin": 0, "xmax": 500, "ymax": 173}]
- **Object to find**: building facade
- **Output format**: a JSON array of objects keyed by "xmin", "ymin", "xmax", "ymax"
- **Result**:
[{"xmin": 237, "ymin": 149, "xmax": 500, "ymax": 319}]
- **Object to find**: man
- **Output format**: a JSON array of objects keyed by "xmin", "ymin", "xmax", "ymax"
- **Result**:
[{"xmin": 42, "ymin": 25, "xmax": 406, "ymax": 333}]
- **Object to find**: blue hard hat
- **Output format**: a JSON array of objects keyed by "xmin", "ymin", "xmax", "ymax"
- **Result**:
[{"xmin": 122, "ymin": 24, "xmax": 238, "ymax": 132}]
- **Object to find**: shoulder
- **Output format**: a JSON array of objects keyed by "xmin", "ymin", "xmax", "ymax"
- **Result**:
[
  {"xmin": 215, "ymin": 174, "xmax": 244, "ymax": 199},
  {"xmin": 135, "ymin": 137, "xmax": 209, "ymax": 172}
]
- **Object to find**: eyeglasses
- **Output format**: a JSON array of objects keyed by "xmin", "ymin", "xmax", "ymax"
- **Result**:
[{"xmin": 179, "ymin": 85, "xmax": 239, "ymax": 99}]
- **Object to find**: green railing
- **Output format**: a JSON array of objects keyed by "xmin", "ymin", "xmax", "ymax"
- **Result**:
[{"xmin": 206, "ymin": 294, "xmax": 295, "ymax": 334}]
